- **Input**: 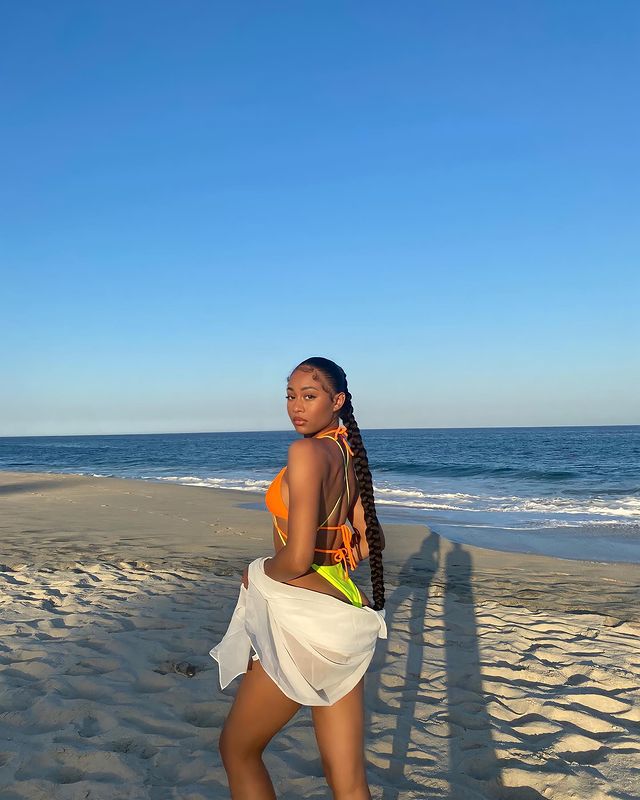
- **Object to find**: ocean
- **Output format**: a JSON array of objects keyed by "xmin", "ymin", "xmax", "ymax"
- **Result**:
[{"xmin": 1, "ymin": 426, "xmax": 639, "ymax": 564}]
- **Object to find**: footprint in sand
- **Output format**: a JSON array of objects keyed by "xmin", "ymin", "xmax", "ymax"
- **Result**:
[
  {"xmin": 561, "ymin": 692, "xmax": 631, "ymax": 715},
  {"xmin": 2, "ymin": 660, "xmax": 53, "ymax": 683},
  {"xmin": 14, "ymin": 756, "xmax": 81, "ymax": 784},
  {"xmin": 76, "ymin": 714, "xmax": 101, "ymax": 738},
  {"xmin": 510, "ymin": 712, "xmax": 564, "ymax": 736},
  {"xmin": 74, "ymin": 639, "xmax": 112, "ymax": 655},
  {"xmin": 132, "ymin": 672, "xmax": 173, "ymax": 693},
  {"xmin": 146, "ymin": 749, "xmax": 208, "ymax": 785},
  {"xmin": 65, "ymin": 657, "xmax": 121, "ymax": 676},
  {"xmin": 554, "ymin": 732, "xmax": 610, "ymax": 764},
  {"xmin": 564, "ymin": 672, "xmax": 591, "ymax": 686},
  {"xmin": 53, "ymin": 676, "xmax": 114, "ymax": 702},
  {"xmin": 51, "ymin": 766, "xmax": 85, "ymax": 784},
  {"xmin": 108, "ymin": 737, "xmax": 158, "ymax": 759},
  {"xmin": 183, "ymin": 703, "xmax": 226, "ymax": 729}
]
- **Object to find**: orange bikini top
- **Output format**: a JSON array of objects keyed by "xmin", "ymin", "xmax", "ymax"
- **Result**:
[{"xmin": 265, "ymin": 425, "xmax": 358, "ymax": 580}]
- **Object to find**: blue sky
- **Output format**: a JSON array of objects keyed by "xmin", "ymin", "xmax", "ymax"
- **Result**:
[{"xmin": 2, "ymin": 1, "xmax": 638, "ymax": 436}]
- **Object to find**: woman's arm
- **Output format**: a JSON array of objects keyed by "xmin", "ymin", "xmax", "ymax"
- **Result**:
[{"xmin": 263, "ymin": 439, "xmax": 323, "ymax": 583}]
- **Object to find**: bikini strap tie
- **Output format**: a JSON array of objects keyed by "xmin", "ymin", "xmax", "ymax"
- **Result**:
[
  {"xmin": 315, "ymin": 425, "xmax": 354, "ymax": 457},
  {"xmin": 331, "ymin": 524, "xmax": 358, "ymax": 580}
]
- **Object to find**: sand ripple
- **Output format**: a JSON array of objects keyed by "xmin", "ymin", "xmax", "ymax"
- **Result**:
[{"xmin": 0, "ymin": 555, "xmax": 638, "ymax": 799}]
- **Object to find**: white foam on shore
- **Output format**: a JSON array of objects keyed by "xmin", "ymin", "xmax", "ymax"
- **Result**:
[
  {"xmin": 142, "ymin": 474, "xmax": 273, "ymax": 492},
  {"xmin": 374, "ymin": 495, "xmax": 640, "ymax": 520},
  {"xmin": 135, "ymin": 474, "xmax": 640, "ymax": 520}
]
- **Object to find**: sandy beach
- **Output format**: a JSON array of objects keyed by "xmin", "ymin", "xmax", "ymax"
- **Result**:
[{"xmin": 1, "ymin": 469, "xmax": 639, "ymax": 800}]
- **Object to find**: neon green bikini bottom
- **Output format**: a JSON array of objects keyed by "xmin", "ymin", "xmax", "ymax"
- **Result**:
[
  {"xmin": 311, "ymin": 563, "xmax": 363, "ymax": 607},
  {"xmin": 275, "ymin": 529, "xmax": 363, "ymax": 607}
]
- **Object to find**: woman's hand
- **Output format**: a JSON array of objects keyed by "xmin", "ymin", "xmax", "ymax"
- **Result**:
[{"xmin": 242, "ymin": 565, "xmax": 249, "ymax": 589}]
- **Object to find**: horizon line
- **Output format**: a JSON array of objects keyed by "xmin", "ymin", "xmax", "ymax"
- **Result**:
[{"xmin": 1, "ymin": 422, "xmax": 639, "ymax": 439}]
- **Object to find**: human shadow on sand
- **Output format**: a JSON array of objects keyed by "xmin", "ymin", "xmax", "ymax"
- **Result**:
[{"xmin": 364, "ymin": 528, "xmax": 546, "ymax": 800}]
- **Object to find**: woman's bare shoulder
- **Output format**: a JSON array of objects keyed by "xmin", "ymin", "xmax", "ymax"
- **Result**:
[{"xmin": 286, "ymin": 438, "xmax": 328, "ymax": 482}]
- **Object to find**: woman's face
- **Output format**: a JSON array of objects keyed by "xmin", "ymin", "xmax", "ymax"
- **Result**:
[{"xmin": 286, "ymin": 368, "xmax": 344, "ymax": 435}]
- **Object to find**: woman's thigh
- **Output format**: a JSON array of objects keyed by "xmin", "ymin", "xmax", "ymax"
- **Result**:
[
  {"xmin": 311, "ymin": 677, "xmax": 368, "ymax": 791},
  {"xmin": 219, "ymin": 657, "xmax": 302, "ymax": 757}
]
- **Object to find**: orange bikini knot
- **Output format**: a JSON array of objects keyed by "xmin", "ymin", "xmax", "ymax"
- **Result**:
[
  {"xmin": 324, "ymin": 425, "xmax": 354, "ymax": 457},
  {"xmin": 332, "ymin": 524, "xmax": 358, "ymax": 580}
]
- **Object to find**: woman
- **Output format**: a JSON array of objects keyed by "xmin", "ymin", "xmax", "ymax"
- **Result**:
[{"xmin": 210, "ymin": 356, "xmax": 387, "ymax": 799}]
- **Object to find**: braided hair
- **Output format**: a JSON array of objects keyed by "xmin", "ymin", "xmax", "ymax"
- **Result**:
[{"xmin": 287, "ymin": 356, "xmax": 386, "ymax": 611}]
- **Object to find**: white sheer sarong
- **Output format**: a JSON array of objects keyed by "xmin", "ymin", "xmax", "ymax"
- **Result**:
[{"xmin": 209, "ymin": 555, "xmax": 387, "ymax": 706}]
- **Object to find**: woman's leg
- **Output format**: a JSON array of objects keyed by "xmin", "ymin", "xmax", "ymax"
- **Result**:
[
  {"xmin": 311, "ymin": 676, "xmax": 371, "ymax": 800},
  {"xmin": 218, "ymin": 657, "xmax": 302, "ymax": 800}
]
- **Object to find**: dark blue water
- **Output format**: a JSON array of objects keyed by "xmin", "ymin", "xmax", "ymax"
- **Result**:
[{"xmin": 1, "ymin": 426, "xmax": 639, "ymax": 564}]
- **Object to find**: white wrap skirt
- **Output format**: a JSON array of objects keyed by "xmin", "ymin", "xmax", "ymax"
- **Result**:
[{"xmin": 209, "ymin": 556, "xmax": 387, "ymax": 706}]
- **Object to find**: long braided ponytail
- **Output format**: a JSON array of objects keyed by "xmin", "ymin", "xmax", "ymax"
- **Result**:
[{"xmin": 288, "ymin": 357, "xmax": 386, "ymax": 611}]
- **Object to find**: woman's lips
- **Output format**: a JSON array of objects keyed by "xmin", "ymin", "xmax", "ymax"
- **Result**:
[{"xmin": 293, "ymin": 419, "xmax": 306, "ymax": 425}]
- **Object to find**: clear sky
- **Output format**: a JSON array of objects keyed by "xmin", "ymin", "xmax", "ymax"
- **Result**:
[{"xmin": 2, "ymin": 1, "xmax": 638, "ymax": 436}]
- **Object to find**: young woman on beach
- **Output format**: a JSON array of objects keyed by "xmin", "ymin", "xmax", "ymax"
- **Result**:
[{"xmin": 210, "ymin": 356, "xmax": 387, "ymax": 800}]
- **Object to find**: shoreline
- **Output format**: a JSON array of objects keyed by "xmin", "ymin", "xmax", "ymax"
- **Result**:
[
  {"xmin": 2, "ymin": 468, "xmax": 639, "ymax": 797},
  {"xmin": 3, "ymin": 466, "xmax": 639, "ymax": 565},
  {"xmin": 2, "ymin": 469, "xmax": 639, "ymax": 622}
]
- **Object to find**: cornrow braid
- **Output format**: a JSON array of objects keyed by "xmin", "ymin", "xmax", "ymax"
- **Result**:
[{"xmin": 288, "ymin": 357, "xmax": 386, "ymax": 611}]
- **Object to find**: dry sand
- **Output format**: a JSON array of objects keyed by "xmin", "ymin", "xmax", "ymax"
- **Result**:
[{"xmin": 1, "ymin": 470, "xmax": 639, "ymax": 799}]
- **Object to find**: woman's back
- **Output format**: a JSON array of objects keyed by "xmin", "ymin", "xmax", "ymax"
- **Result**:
[{"xmin": 265, "ymin": 426, "xmax": 371, "ymax": 606}]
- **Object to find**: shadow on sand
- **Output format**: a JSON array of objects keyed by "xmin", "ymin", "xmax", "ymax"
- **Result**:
[{"xmin": 365, "ymin": 528, "xmax": 546, "ymax": 799}]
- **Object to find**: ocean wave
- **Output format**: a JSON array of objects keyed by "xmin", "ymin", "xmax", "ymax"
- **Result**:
[
  {"xmin": 374, "ymin": 489, "xmax": 640, "ymax": 519},
  {"xmin": 141, "ymin": 474, "xmax": 640, "ymax": 521},
  {"xmin": 563, "ymin": 485, "xmax": 640, "ymax": 497},
  {"xmin": 143, "ymin": 475, "xmax": 273, "ymax": 492},
  {"xmin": 375, "ymin": 462, "xmax": 579, "ymax": 481},
  {"xmin": 432, "ymin": 519, "xmax": 639, "ymax": 530}
]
